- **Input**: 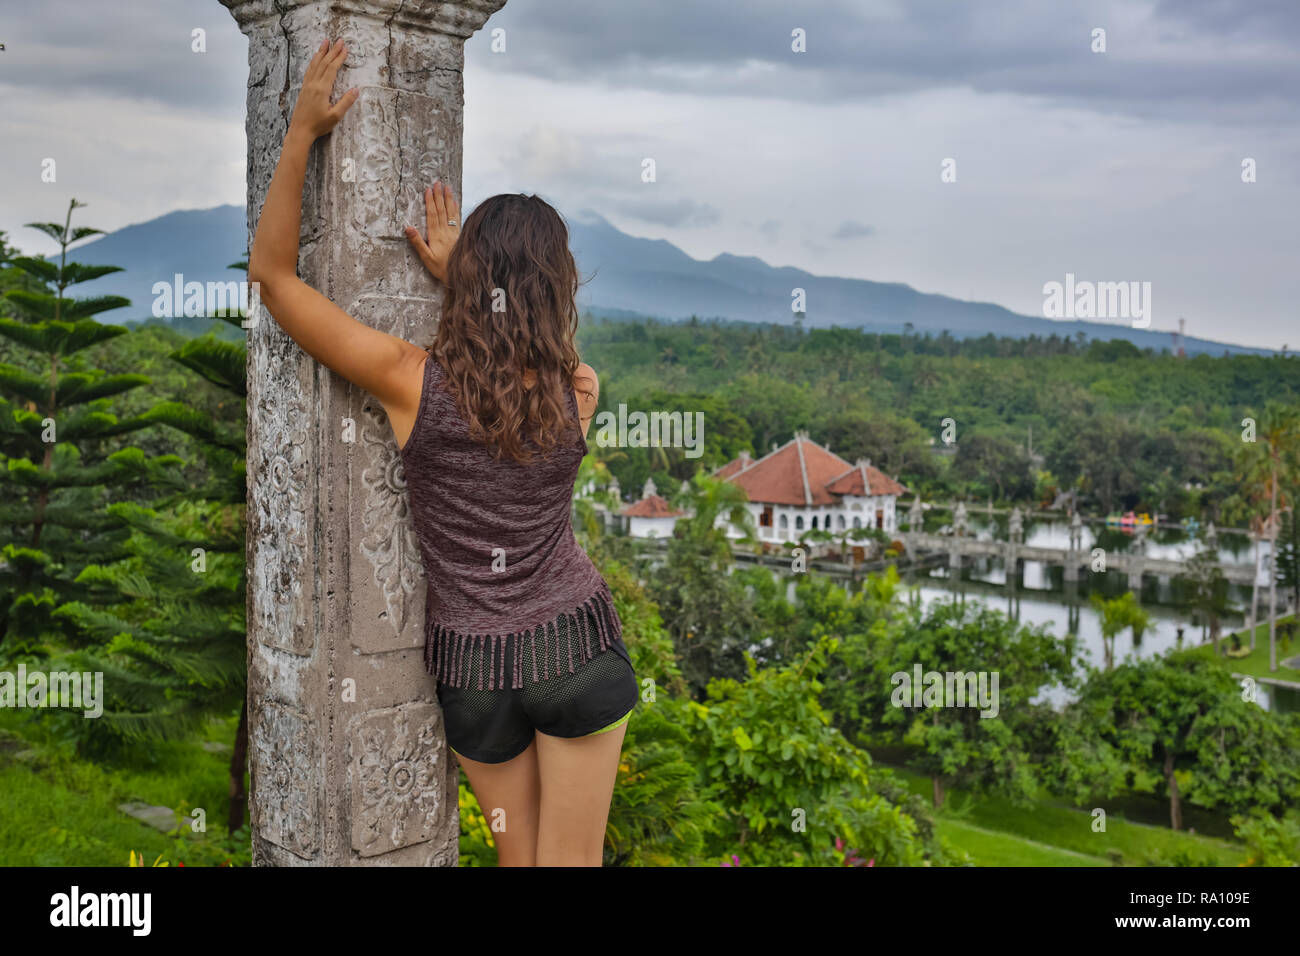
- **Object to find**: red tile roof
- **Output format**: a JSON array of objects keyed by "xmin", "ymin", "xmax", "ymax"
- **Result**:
[
  {"xmin": 720, "ymin": 434, "xmax": 906, "ymax": 504},
  {"xmin": 723, "ymin": 433, "xmax": 849, "ymax": 506},
  {"xmin": 826, "ymin": 460, "xmax": 909, "ymax": 497},
  {"xmin": 620, "ymin": 494, "xmax": 685, "ymax": 518},
  {"xmin": 712, "ymin": 452, "xmax": 755, "ymax": 481}
]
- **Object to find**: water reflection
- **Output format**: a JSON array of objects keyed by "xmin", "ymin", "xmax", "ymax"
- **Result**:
[{"xmin": 933, "ymin": 512, "xmax": 1255, "ymax": 566}]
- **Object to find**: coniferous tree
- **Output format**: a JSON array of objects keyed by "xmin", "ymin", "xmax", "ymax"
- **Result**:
[
  {"xmin": 0, "ymin": 198, "xmax": 186, "ymax": 658},
  {"xmin": 57, "ymin": 264, "xmax": 249, "ymax": 830}
]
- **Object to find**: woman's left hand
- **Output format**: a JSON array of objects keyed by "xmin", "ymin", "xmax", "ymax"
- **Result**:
[{"xmin": 289, "ymin": 38, "xmax": 359, "ymax": 140}]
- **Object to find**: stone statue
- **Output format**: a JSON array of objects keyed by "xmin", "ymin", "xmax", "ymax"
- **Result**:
[
  {"xmin": 953, "ymin": 500, "xmax": 968, "ymax": 536},
  {"xmin": 1008, "ymin": 506, "xmax": 1023, "ymax": 543}
]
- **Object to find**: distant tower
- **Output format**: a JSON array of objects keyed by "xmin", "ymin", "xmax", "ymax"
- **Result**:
[{"xmin": 1171, "ymin": 317, "xmax": 1186, "ymax": 358}]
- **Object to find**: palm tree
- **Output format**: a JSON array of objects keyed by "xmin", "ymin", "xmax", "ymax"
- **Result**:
[
  {"xmin": 1091, "ymin": 591, "xmax": 1144, "ymax": 670},
  {"xmin": 1186, "ymin": 540, "xmax": 1230, "ymax": 657},
  {"xmin": 1235, "ymin": 403, "xmax": 1300, "ymax": 671},
  {"xmin": 671, "ymin": 472, "xmax": 755, "ymax": 554}
]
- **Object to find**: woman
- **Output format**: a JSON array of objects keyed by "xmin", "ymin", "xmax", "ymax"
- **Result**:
[{"xmin": 248, "ymin": 39, "xmax": 637, "ymax": 867}]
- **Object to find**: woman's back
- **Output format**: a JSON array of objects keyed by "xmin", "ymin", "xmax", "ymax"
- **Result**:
[{"xmin": 399, "ymin": 355, "xmax": 623, "ymax": 689}]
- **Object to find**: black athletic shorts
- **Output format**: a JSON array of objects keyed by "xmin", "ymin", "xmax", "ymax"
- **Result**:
[{"xmin": 435, "ymin": 616, "xmax": 638, "ymax": 764}]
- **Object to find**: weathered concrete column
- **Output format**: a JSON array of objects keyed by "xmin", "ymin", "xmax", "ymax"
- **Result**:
[{"xmin": 223, "ymin": 0, "xmax": 505, "ymax": 865}]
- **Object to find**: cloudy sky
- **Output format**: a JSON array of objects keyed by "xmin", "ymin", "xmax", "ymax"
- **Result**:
[{"xmin": 2, "ymin": 0, "xmax": 1297, "ymax": 349}]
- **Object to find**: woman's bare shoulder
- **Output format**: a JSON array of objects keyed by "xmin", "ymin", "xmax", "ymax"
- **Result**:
[{"xmin": 573, "ymin": 362, "xmax": 599, "ymax": 409}]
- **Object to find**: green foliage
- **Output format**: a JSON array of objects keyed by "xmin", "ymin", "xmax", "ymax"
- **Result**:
[
  {"xmin": 455, "ymin": 778, "xmax": 499, "ymax": 867},
  {"xmin": 575, "ymin": 314, "xmax": 1300, "ymax": 517},
  {"xmin": 680, "ymin": 634, "xmax": 958, "ymax": 866},
  {"xmin": 644, "ymin": 473, "xmax": 757, "ymax": 697},
  {"xmin": 1277, "ymin": 508, "xmax": 1300, "ymax": 610},
  {"xmin": 1074, "ymin": 651, "xmax": 1300, "ymax": 829},
  {"xmin": 604, "ymin": 696, "xmax": 720, "ymax": 866},
  {"xmin": 1230, "ymin": 809, "xmax": 1300, "ymax": 867},
  {"xmin": 51, "ymin": 499, "xmax": 244, "ymax": 754},
  {"xmin": 861, "ymin": 599, "xmax": 1078, "ymax": 807},
  {"xmin": 952, "ymin": 432, "xmax": 1035, "ymax": 502},
  {"xmin": 0, "ymin": 200, "xmax": 187, "ymax": 659},
  {"xmin": 1090, "ymin": 591, "xmax": 1151, "ymax": 670}
]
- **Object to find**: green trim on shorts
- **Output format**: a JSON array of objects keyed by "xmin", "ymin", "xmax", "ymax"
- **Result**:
[{"xmin": 585, "ymin": 706, "xmax": 633, "ymax": 737}]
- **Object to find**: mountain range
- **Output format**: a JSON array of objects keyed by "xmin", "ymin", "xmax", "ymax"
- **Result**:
[{"xmin": 32, "ymin": 204, "xmax": 1268, "ymax": 357}]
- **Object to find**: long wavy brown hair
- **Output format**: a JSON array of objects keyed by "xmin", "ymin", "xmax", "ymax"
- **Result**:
[{"xmin": 427, "ymin": 193, "xmax": 590, "ymax": 464}]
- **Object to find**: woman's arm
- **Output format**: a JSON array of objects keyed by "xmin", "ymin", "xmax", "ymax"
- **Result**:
[{"xmin": 248, "ymin": 38, "xmax": 427, "ymax": 415}]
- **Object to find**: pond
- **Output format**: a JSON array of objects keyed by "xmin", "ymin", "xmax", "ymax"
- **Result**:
[{"xmin": 636, "ymin": 521, "xmax": 1299, "ymax": 712}]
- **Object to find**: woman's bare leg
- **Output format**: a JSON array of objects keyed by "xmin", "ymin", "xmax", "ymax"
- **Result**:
[
  {"xmin": 452, "ymin": 738, "xmax": 541, "ymax": 866},
  {"xmin": 534, "ymin": 721, "xmax": 628, "ymax": 866}
]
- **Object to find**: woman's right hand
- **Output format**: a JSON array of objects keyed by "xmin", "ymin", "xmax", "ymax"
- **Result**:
[{"xmin": 405, "ymin": 181, "xmax": 460, "ymax": 286}]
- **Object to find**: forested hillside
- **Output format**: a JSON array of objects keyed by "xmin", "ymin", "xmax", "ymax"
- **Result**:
[{"xmin": 578, "ymin": 315, "xmax": 1300, "ymax": 522}]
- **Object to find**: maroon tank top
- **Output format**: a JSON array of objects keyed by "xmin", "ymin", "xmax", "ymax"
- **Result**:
[{"xmin": 399, "ymin": 354, "xmax": 624, "ymax": 689}]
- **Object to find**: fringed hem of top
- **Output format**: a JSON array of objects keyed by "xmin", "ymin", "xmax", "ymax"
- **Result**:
[{"xmin": 423, "ymin": 579, "xmax": 624, "ymax": 690}]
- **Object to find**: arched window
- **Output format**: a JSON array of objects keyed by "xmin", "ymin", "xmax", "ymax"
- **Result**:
[
  {"xmin": 853, "ymin": 517, "xmax": 862, "ymax": 529},
  {"xmin": 811, "ymin": 515, "xmax": 819, "ymax": 530},
  {"xmin": 779, "ymin": 514, "xmax": 788, "ymax": 530},
  {"xmin": 795, "ymin": 515, "xmax": 805, "ymax": 530},
  {"xmin": 837, "ymin": 515, "xmax": 846, "ymax": 530}
]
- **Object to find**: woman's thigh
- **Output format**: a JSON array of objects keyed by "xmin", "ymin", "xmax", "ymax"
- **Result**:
[
  {"xmin": 436, "ymin": 682, "xmax": 541, "ymax": 866},
  {"xmin": 451, "ymin": 739, "xmax": 541, "ymax": 867},
  {"xmin": 534, "ymin": 720, "xmax": 628, "ymax": 866},
  {"xmin": 519, "ymin": 645, "xmax": 637, "ymax": 866}
]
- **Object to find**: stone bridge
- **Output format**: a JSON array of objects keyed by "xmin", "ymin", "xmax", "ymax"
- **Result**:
[{"xmin": 904, "ymin": 531, "xmax": 1256, "ymax": 588}]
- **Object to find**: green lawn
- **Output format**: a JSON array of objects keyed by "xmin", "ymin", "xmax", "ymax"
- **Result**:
[
  {"xmin": 0, "ymin": 708, "xmax": 249, "ymax": 866},
  {"xmin": 880, "ymin": 763, "xmax": 1250, "ymax": 867},
  {"xmin": 936, "ymin": 819, "xmax": 1111, "ymax": 866},
  {"xmin": 1184, "ymin": 613, "xmax": 1300, "ymax": 684}
]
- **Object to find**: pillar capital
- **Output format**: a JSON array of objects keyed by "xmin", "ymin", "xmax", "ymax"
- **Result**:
[{"xmin": 221, "ymin": 0, "xmax": 505, "ymax": 39}]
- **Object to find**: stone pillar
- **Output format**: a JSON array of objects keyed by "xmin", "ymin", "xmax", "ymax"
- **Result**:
[{"xmin": 222, "ymin": 0, "xmax": 505, "ymax": 865}]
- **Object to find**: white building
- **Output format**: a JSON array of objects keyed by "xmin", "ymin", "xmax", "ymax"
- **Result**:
[
  {"xmin": 618, "ymin": 477, "xmax": 686, "ymax": 539},
  {"xmin": 711, "ymin": 431, "xmax": 908, "ymax": 545}
]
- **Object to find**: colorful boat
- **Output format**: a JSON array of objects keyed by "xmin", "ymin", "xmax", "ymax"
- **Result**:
[{"xmin": 1106, "ymin": 511, "xmax": 1153, "ymax": 529}]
